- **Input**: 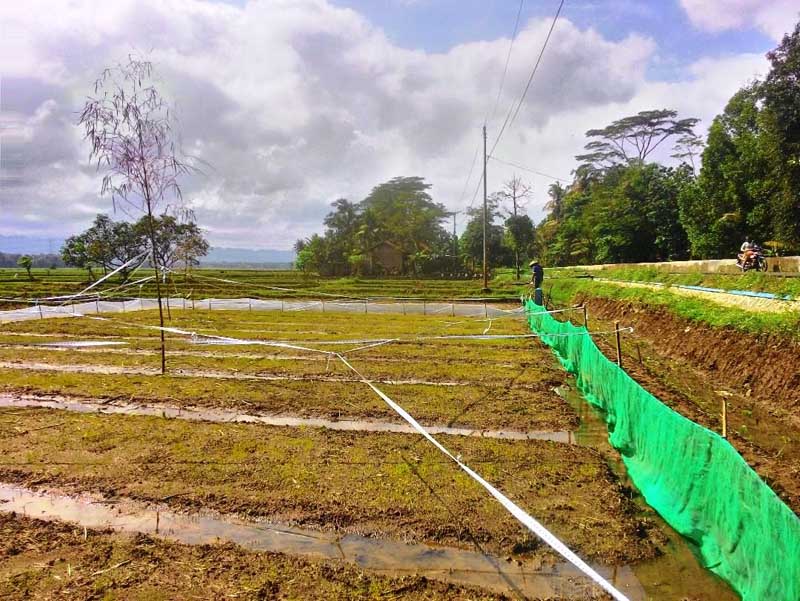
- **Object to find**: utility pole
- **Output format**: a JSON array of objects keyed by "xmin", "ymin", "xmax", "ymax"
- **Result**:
[
  {"xmin": 482, "ymin": 124, "xmax": 489, "ymax": 291},
  {"xmin": 451, "ymin": 211, "xmax": 459, "ymax": 275}
]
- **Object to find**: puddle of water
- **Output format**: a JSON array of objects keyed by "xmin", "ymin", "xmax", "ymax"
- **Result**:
[
  {"xmin": 0, "ymin": 360, "xmax": 471, "ymax": 388},
  {"xmin": 36, "ymin": 341, "xmax": 129, "ymax": 348},
  {"xmin": 0, "ymin": 394, "xmax": 574, "ymax": 443},
  {"xmin": 0, "ymin": 483, "xmax": 643, "ymax": 600},
  {"xmin": 555, "ymin": 383, "xmax": 739, "ymax": 601}
]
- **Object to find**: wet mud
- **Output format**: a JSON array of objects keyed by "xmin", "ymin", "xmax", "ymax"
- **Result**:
[
  {"xmin": 0, "ymin": 393, "xmax": 575, "ymax": 443},
  {"xmin": 0, "ymin": 483, "xmax": 636, "ymax": 599}
]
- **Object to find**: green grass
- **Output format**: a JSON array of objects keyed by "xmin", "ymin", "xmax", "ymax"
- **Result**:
[
  {"xmin": 554, "ymin": 265, "xmax": 800, "ymax": 298},
  {"xmin": 547, "ymin": 277, "xmax": 800, "ymax": 338}
]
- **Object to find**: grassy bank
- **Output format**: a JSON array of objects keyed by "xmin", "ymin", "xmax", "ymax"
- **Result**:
[
  {"xmin": 556, "ymin": 265, "xmax": 800, "ymax": 298},
  {"xmin": 547, "ymin": 276, "xmax": 800, "ymax": 338}
]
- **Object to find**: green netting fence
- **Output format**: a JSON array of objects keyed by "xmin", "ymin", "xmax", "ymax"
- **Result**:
[{"xmin": 524, "ymin": 300, "xmax": 800, "ymax": 601}]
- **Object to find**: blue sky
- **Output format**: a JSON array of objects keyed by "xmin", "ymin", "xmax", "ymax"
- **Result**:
[{"xmin": 331, "ymin": 0, "xmax": 775, "ymax": 78}]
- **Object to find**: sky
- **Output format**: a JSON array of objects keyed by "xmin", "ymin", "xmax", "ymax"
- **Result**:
[{"xmin": 1, "ymin": 0, "xmax": 798, "ymax": 250}]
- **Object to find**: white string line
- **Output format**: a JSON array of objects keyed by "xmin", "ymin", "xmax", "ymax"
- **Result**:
[
  {"xmin": 81, "ymin": 312, "xmax": 631, "ymax": 349},
  {"xmin": 78, "ymin": 312, "xmax": 627, "ymax": 599},
  {"xmin": 182, "ymin": 271, "xmax": 368, "ymax": 301},
  {"xmin": 336, "ymin": 354, "xmax": 629, "ymax": 601},
  {"xmin": 96, "ymin": 275, "xmax": 156, "ymax": 299},
  {"xmin": 339, "ymin": 339, "xmax": 400, "ymax": 355},
  {"xmin": 55, "ymin": 251, "xmax": 150, "ymax": 306}
]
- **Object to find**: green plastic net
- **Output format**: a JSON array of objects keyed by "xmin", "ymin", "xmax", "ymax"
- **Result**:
[{"xmin": 524, "ymin": 300, "xmax": 800, "ymax": 601}]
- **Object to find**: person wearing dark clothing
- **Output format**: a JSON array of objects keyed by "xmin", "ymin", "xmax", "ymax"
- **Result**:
[{"xmin": 530, "ymin": 260, "xmax": 544, "ymax": 289}]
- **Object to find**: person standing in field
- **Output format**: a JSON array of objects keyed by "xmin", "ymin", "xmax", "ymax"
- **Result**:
[{"xmin": 530, "ymin": 259, "xmax": 544, "ymax": 288}]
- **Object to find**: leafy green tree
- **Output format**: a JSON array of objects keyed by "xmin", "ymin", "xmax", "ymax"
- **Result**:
[
  {"xmin": 17, "ymin": 255, "xmax": 33, "ymax": 279},
  {"xmin": 504, "ymin": 214, "xmax": 535, "ymax": 279},
  {"xmin": 762, "ymin": 21, "xmax": 800, "ymax": 248},
  {"xmin": 174, "ymin": 223, "xmax": 211, "ymax": 275},
  {"xmin": 536, "ymin": 164, "xmax": 690, "ymax": 265},
  {"xmin": 60, "ymin": 214, "xmax": 146, "ymax": 281},
  {"xmin": 359, "ymin": 176, "xmax": 449, "ymax": 257},
  {"xmin": 679, "ymin": 86, "xmax": 776, "ymax": 257},
  {"xmin": 576, "ymin": 109, "xmax": 699, "ymax": 176},
  {"xmin": 459, "ymin": 197, "xmax": 511, "ymax": 271},
  {"xmin": 545, "ymin": 182, "xmax": 567, "ymax": 221},
  {"xmin": 323, "ymin": 198, "xmax": 360, "ymax": 266},
  {"xmin": 297, "ymin": 176, "xmax": 451, "ymax": 276},
  {"xmin": 61, "ymin": 234, "xmax": 95, "ymax": 279},
  {"xmin": 136, "ymin": 215, "xmax": 208, "ymax": 275},
  {"xmin": 295, "ymin": 235, "xmax": 328, "ymax": 274}
]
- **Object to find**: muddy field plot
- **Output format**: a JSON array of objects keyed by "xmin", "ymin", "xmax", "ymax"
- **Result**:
[
  {"xmin": 0, "ymin": 308, "xmax": 738, "ymax": 600},
  {"xmin": 0, "ymin": 310, "xmax": 575, "ymax": 431}
]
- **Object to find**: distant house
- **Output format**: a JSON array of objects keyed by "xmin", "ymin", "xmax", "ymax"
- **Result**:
[{"xmin": 368, "ymin": 240, "xmax": 405, "ymax": 274}]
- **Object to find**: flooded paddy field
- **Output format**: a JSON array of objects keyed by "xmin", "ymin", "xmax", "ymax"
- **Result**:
[{"xmin": 0, "ymin": 308, "xmax": 737, "ymax": 599}]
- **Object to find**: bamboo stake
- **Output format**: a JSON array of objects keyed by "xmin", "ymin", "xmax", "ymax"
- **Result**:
[
  {"xmin": 721, "ymin": 398, "xmax": 728, "ymax": 439},
  {"xmin": 614, "ymin": 321, "xmax": 622, "ymax": 368}
]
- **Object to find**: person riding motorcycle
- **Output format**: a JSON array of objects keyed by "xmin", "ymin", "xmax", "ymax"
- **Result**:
[{"xmin": 738, "ymin": 239, "xmax": 754, "ymax": 268}]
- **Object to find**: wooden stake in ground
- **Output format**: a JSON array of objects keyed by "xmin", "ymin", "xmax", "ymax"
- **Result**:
[
  {"xmin": 721, "ymin": 398, "xmax": 728, "ymax": 439},
  {"xmin": 79, "ymin": 57, "xmax": 195, "ymax": 375},
  {"xmin": 614, "ymin": 321, "xmax": 622, "ymax": 368}
]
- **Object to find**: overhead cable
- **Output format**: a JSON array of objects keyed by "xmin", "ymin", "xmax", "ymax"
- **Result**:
[
  {"xmin": 485, "ymin": 0, "xmax": 526, "ymax": 128},
  {"xmin": 489, "ymin": 0, "xmax": 565, "ymax": 157},
  {"xmin": 489, "ymin": 156, "xmax": 570, "ymax": 182}
]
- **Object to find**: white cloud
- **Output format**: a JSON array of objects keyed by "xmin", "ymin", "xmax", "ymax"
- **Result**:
[
  {"xmin": 0, "ymin": 0, "xmax": 772, "ymax": 247},
  {"xmin": 680, "ymin": 0, "xmax": 799, "ymax": 40}
]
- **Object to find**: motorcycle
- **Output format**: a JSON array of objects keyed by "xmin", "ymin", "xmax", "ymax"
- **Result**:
[{"xmin": 737, "ymin": 245, "xmax": 768, "ymax": 272}]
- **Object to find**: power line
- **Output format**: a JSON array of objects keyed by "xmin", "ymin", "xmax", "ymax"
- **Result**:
[
  {"xmin": 462, "ymin": 1, "xmax": 527, "ymax": 215},
  {"xmin": 467, "ymin": 170, "xmax": 484, "ymax": 211},
  {"xmin": 485, "ymin": 0, "xmax": 525, "ymax": 128},
  {"xmin": 457, "ymin": 142, "xmax": 481, "ymax": 207},
  {"xmin": 462, "ymin": 2, "xmax": 526, "ymax": 217},
  {"xmin": 489, "ymin": 156, "xmax": 570, "ymax": 182},
  {"xmin": 489, "ymin": 0, "xmax": 565, "ymax": 158}
]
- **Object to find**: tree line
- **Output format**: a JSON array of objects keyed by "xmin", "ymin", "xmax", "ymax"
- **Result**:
[
  {"xmin": 300, "ymin": 22, "xmax": 800, "ymax": 273},
  {"xmin": 294, "ymin": 176, "xmax": 536, "ymax": 278},
  {"xmin": 535, "ymin": 22, "xmax": 800, "ymax": 264}
]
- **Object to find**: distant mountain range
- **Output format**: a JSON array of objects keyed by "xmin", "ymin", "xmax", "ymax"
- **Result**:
[
  {"xmin": 0, "ymin": 236, "xmax": 294, "ymax": 266},
  {"xmin": 202, "ymin": 247, "xmax": 295, "ymax": 266}
]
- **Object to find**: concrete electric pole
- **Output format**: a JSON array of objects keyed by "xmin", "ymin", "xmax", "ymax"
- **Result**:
[{"xmin": 482, "ymin": 124, "xmax": 489, "ymax": 292}]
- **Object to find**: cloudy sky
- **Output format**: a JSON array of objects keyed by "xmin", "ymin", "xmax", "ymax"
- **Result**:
[{"xmin": 1, "ymin": 0, "xmax": 798, "ymax": 250}]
